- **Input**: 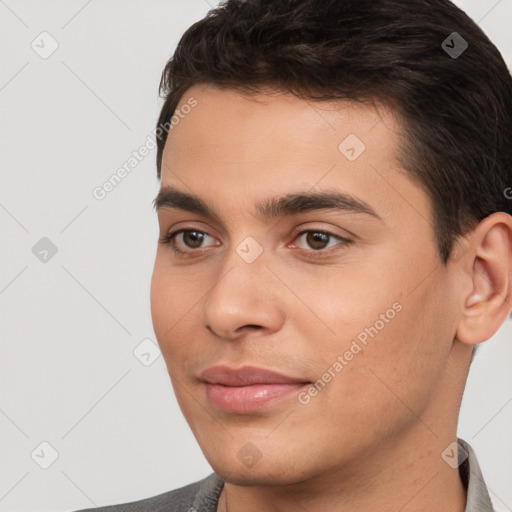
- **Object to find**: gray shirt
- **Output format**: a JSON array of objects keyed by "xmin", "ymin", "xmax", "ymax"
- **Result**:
[{"xmin": 74, "ymin": 438, "xmax": 494, "ymax": 511}]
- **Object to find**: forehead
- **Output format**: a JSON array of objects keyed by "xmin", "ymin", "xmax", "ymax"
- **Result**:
[
  {"xmin": 160, "ymin": 84, "xmax": 432, "ymax": 230},
  {"xmin": 164, "ymin": 84, "xmax": 399, "ymax": 163}
]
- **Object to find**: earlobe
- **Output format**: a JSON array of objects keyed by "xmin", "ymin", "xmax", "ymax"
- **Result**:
[{"xmin": 455, "ymin": 212, "xmax": 512, "ymax": 347}]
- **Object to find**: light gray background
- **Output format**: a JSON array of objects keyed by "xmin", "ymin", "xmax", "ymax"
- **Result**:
[{"xmin": 0, "ymin": 1, "xmax": 511, "ymax": 511}]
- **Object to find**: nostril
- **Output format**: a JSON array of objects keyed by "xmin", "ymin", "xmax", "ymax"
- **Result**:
[{"xmin": 233, "ymin": 324, "xmax": 264, "ymax": 336}]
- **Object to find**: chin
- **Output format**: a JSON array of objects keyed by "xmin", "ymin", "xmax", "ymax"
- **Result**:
[
  {"xmin": 218, "ymin": 471, "xmax": 278, "ymax": 486},
  {"xmin": 206, "ymin": 451, "xmax": 314, "ymax": 487},
  {"xmin": 214, "ymin": 466, "xmax": 302, "ymax": 487}
]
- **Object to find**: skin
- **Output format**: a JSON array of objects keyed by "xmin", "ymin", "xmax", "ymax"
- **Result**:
[{"xmin": 150, "ymin": 84, "xmax": 512, "ymax": 512}]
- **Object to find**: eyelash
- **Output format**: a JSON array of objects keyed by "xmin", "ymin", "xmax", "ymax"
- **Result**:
[{"xmin": 158, "ymin": 228, "xmax": 353, "ymax": 257}]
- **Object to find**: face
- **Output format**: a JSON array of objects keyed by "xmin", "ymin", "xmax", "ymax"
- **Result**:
[{"xmin": 151, "ymin": 84, "xmax": 462, "ymax": 486}]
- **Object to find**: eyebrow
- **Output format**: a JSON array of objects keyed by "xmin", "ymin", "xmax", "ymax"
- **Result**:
[{"xmin": 153, "ymin": 186, "xmax": 382, "ymax": 221}]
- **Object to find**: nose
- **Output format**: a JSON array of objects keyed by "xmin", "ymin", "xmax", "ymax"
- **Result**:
[{"xmin": 202, "ymin": 252, "xmax": 286, "ymax": 341}]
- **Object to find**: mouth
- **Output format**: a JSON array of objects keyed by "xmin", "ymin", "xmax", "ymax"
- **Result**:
[{"xmin": 198, "ymin": 365, "xmax": 311, "ymax": 413}]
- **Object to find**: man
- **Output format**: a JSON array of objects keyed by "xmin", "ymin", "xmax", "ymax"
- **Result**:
[{"xmin": 76, "ymin": 0, "xmax": 511, "ymax": 510}]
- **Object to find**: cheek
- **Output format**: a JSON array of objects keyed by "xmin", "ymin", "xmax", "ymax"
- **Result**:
[
  {"xmin": 333, "ymin": 287, "xmax": 451, "ymax": 430},
  {"xmin": 289, "ymin": 261, "xmax": 449, "ymax": 413},
  {"xmin": 150, "ymin": 262, "xmax": 188, "ymax": 352},
  {"xmin": 279, "ymin": 260, "xmax": 405, "ymax": 353},
  {"xmin": 150, "ymin": 260, "xmax": 209, "ymax": 373},
  {"xmin": 150, "ymin": 263, "xmax": 171, "ymax": 342},
  {"xmin": 151, "ymin": 255, "xmax": 196, "ymax": 326}
]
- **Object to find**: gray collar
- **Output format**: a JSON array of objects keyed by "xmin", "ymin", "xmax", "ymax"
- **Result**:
[{"xmin": 458, "ymin": 438, "xmax": 495, "ymax": 511}]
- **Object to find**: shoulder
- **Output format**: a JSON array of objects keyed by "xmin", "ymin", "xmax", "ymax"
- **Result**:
[{"xmin": 72, "ymin": 473, "xmax": 223, "ymax": 512}]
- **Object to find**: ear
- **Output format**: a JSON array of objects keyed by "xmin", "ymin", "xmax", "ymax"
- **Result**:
[{"xmin": 455, "ymin": 212, "xmax": 512, "ymax": 346}]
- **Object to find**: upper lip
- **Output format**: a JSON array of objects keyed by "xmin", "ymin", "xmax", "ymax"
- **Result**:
[{"xmin": 199, "ymin": 365, "xmax": 310, "ymax": 386}]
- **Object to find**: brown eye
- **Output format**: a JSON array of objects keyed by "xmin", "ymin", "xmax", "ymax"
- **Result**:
[
  {"xmin": 290, "ymin": 229, "xmax": 354, "ymax": 256},
  {"xmin": 305, "ymin": 232, "xmax": 330, "ymax": 250},
  {"xmin": 294, "ymin": 230, "xmax": 344, "ymax": 251},
  {"xmin": 181, "ymin": 230, "xmax": 207, "ymax": 248},
  {"xmin": 159, "ymin": 229, "xmax": 219, "ymax": 254}
]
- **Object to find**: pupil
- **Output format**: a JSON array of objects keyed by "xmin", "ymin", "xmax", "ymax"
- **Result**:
[
  {"xmin": 184, "ymin": 231, "xmax": 204, "ymax": 248},
  {"xmin": 307, "ymin": 232, "xmax": 328, "ymax": 250}
]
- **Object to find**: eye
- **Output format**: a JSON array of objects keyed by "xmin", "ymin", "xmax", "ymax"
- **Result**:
[
  {"xmin": 291, "ymin": 230, "xmax": 352, "ymax": 253},
  {"xmin": 159, "ymin": 229, "xmax": 219, "ymax": 254},
  {"xmin": 159, "ymin": 227, "xmax": 353, "ymax": 257}
]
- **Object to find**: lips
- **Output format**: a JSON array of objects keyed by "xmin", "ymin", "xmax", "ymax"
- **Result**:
[
  {"xmin": 199, "ymin": 365, "xmax": 310, "ymax": 413},
  {"xmin": 199, "ymin": 365, "xmax": 309, "ymax": 386}
]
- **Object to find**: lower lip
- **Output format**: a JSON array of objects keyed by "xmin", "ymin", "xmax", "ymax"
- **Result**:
[{"xmin": 204, "ymin": 382, "xmax": 309, "ymax": 412}]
